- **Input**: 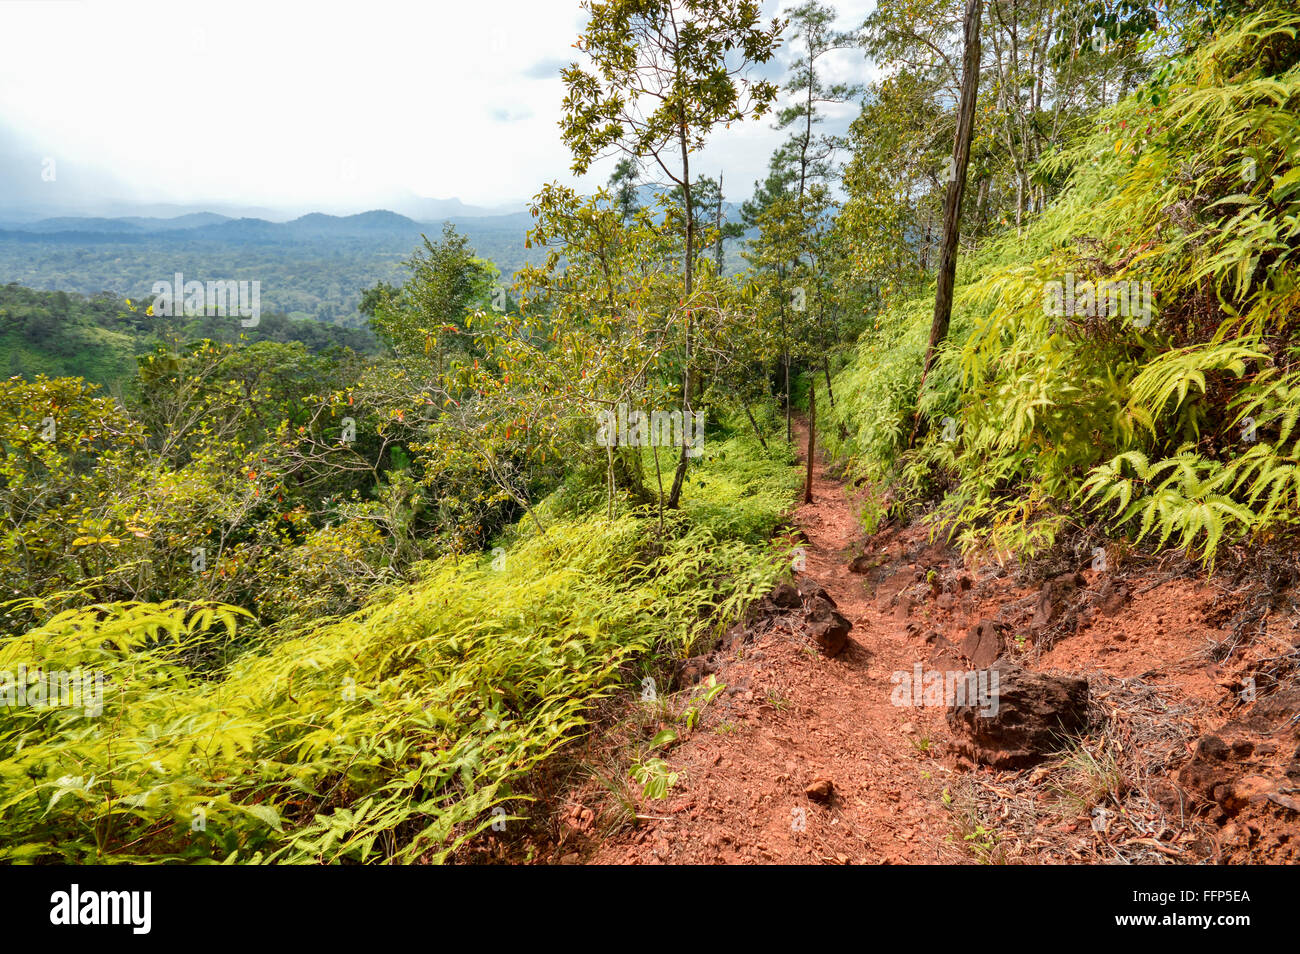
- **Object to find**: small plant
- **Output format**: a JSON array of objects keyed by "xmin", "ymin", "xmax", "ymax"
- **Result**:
[
  {"xmin": 629, "ymin": 758, "xmax": 680, "ymax": 800},
  {"xmin": 962, "ymin": 824, "xmax": 1001, "ymax": 863},
  {"xmin": 649, "ymin": 728, "xmax": 678, "ymax": 749},
  {"xmin": 681, "ymin": 676, "xmax": 726, "ymax": 731},
  {"xmin": 943, "ymin": 782, "xmax": 1007, "ymax": 864}
]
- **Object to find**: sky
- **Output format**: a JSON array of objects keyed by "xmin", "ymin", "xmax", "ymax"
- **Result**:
[{"xmin": 0, "ymin": 0, "xmax": 879, "ymax": 217}]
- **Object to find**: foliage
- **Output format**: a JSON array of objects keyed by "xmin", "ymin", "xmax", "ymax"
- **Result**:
[
  {"xmin": 0, "ymin": 430, "xmax": 794, "ymax": 863},
  {"xmin": 827, "ymin": 3, "xmax": 1300, "ymax": 565}
]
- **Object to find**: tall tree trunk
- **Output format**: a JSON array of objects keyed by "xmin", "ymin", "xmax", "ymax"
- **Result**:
[
  {"xmin": 606, "ymin": 438, "xmax": 616, "ymax": 519},
  {"xmin": 715, "ymin": 171, "xmax": 725, "ymax": 274},
  {"xmin": 784, "ymin": 341, "xmax": 791, "ymax": 444},
  {"xmin": 800, "ymin": 64, "xmax": 812, "ymax": 201},
  {"xmin": 823, "ymin": 358, "xmax": 835, "ymax": 408},
  {"xmin": 914, "ymin": 0, "xmax": 982, "ymax": 446},
  {"xmin": 804, "ymin": 381, "xmax": 815, "ymax": 504},
  {"xmin": 667, "ymin": 122, "xmax": 694, "ymax": 509},
  {"xmin": 651, "ymin": 442, "xmax": 666, "ymax": 542},
  {"xmin": 743, "ymin": 401, "xmax": 768, "ymax": 450}
]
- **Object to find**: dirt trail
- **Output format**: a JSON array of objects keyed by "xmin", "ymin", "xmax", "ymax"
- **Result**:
[
  {"xmin": 589, "ymin": 419, "xmax": 961, "ymax": 864},
  {"xmin": 576, "ymin": 416, "xmax": 1300, "ymax": 866}
]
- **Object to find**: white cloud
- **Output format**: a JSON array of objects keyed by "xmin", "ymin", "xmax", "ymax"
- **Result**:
[{"xmin": 0, "ymin": 0, "xmax": 878, "ymax": 213}]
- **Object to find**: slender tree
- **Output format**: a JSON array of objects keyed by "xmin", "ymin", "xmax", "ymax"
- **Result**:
[
  {"xmin": 777, "ymin": 1, "xmax": 863, "ymax": 201},
  {"xmin": 918, "ymin": 0, "xmax": 982, "ymax": 406},
  {"xmin": 608, "ymin": 157, "xmax": 641, "ymax": 222},
  {"xmin": 804, "ymin": 377, "xmax": 816, "ymax": 503},
  {"xmin": 560, "ymin": 0, "xmax": 782, "ymax": 507}
]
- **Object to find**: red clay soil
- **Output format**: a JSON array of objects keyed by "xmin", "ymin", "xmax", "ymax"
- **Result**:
[
  {"xmin": 578, "ymin": 419, "xmax": 1300, "ymax": 865},
  {"xmin": 588, "ymin": 420, "xmax": 961, "ymax": 864}
]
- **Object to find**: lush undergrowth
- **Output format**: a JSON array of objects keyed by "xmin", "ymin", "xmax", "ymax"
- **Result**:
[
  {"xmin": 825, "ymin": 7, "xmax": 1300, "ymax": 566},
  {"xmin": 0, "ymin": 429, "xmax": 797, "ymax": 863},
  {"xmin": 9, "ymin": 0, "xmax": 1291, "ymax": 871}
]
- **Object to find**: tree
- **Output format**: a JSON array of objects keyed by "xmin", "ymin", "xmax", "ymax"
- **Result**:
[
  {"xmin": 560, "ymin": 0, "xmax": 783, "ymax": 507},
  {"xmin": 669, "ymin": 173, "xmax": 745, "ymax": 276},
  {"xmin": 430, "ymin": 184, "xmax": 683, "ymax": 529},
  {"xmin": 366, "ymin": 223, "xmax": 496, "ymax": 376},
  {"xmin": 744, "ymin": 179, "xmax": 838, "ymax": 440},
  {"xmin": 608, "ymin": 157, "xmax": 642, "ymax": 221},
  {"xmin": 775, "ymin": 1, "xmax": 863, "ymax": 200},
  {"xmin": 746, "ymin": 3, "xmax": 862, "ymax": 431}
]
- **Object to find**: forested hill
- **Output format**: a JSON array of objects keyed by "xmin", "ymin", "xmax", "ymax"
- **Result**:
[
  {"xmin": 0, "ymin": 209, "xmax": 537, "ymax": 324},
  {"xmin": 0, "ymin": 189, "xmax": 752, "ymax": 326},
  {"xmin": 0, "ymin": 282, "xmax": 380, "ymax": 386}
]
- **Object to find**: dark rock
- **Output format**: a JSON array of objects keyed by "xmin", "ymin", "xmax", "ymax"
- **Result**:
[
  {"xmin": 848, "ymin": 554, "xmax": 877, "ymax": 574},
  {"xmin": 1196, "ymin": 734, "xmax": 1230, "ymax": 761},
  {"xmin": 947, "ymin": 661, "xmax": 1089, "ymax": 768},
  {"xmin": 926, "ymin": 632, "xmax": 964, "ymax": 671},
  {"xmin": 675, "ymin": 656, "xmax": 716, "ymax": 688},
  {"xmin": 1180, "ymin": 740, "xmax": 1236, "ymax": 804},
  {"xmin": 798, "ymin": 578, "xmax": 834, "ymax": 607},
  {"xmin": 1031, "ymin": 571, "xmax": 1086, "ymax": 632},
  {"xmin": 1094, "ymin": 575, "xmax": 1130, "ymax": 616},
  {"xmin": 769, "ymin": 582, "xmax": 802, "ymax": 609},
  {"xmin": 718, "ymin": 624, "xmax": 748, "ymax": 653},
  {"xmin": 959, "ymin": 619, "xmax": 1007, "ymax": 670},
  {"xmin": 1176, "ymin": 731, "xmax": 1288, "ymax": 816},
  {"xmin": 1151, "ymin": 779, "xmax": 1189, "ymax": 814},
  {"xmin": 1176, "ymin": 688, "xmax": 1300, "ymax": 816},
  {"xmin": 807, "ymin": 599, "xmax": 852, "ymax": 657},
  {"xmin": 793, "ymin": 576, "xmax": 853, "ymax": 657},
  {"xmin": 1243, "ymin": 685, "xmax": 1300, "ymax": 730}
]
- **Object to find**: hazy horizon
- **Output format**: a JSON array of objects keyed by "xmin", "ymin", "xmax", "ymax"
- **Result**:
[{"xmin": 0, "ymin": 0, "xmax": 878, "ymax": 221}]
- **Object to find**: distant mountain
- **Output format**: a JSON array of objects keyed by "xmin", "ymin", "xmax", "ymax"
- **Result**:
[
  {"xmin": 0, "ymin": 194, "xmax": 749, "ymax": 329},
  {"xmin": 379, "ymin": 192, "xmax": 528, "ymax": 220},
  {"xmin": 0, "ymin": 208, "xmax": 540, "ymax": 326},
  {"xmin": 119, "ymin": 212, "xmax": 233, "ymax": 230},
  {"xmin": 15, "ymin": 217, "xmax": 148, "ymax": 234},
  {"xmin": 3, "ymin": 213, "xmax": 237, "ymax": 234},
  {"xmin": 4, "ymin": 208, "xmax": 534, "ymax": 240}
]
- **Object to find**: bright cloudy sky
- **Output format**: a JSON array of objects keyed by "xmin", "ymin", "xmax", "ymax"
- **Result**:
[{"xmin": 0, "ymin": 0, "xmax": 879, "ymax": 215}]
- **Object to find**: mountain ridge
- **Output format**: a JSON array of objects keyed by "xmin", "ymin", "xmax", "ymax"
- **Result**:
[{"xmin": 0, "ymin": 208, "xmax": 535, "ymax": 239}]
